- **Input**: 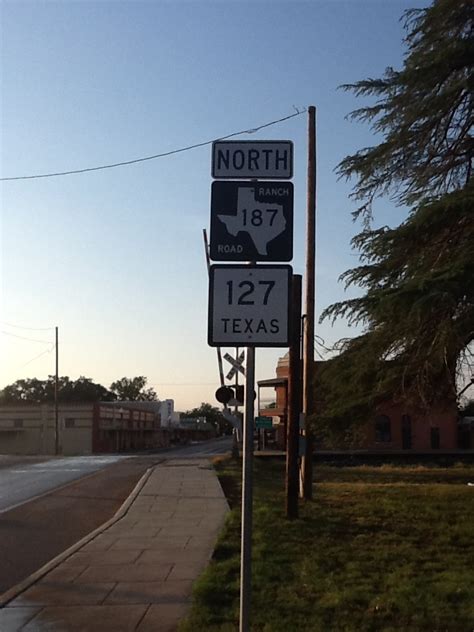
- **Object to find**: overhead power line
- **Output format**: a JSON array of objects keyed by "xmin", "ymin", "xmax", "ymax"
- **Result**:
[
  {"xmin": 19, "ymin": 345, "xmax": 55, "ymax": 369},
  {"xmin": 1, "ymin": 109, "xmax": 306, "ymax": 182},
  {"xmin": 1, "ymin": 330, "xmax": 53, "ymax": 344},
  {"xmin": 1, "ymin": 321, "xmax": 54, "ymax": 331}
]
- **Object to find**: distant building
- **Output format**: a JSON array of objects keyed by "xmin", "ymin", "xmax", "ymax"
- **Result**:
[
  {"xmin": 0, "ymin": 402, "xmax": 168, "ymax": 456},
  {"xmin": 258, "ymin": 352, "xmax": 464, "ymax": 452},
  {"xmin": 107, "ymin": 399, "xmax": 180, "ymax": 428},
  {"xmin": 158, "ymin": 399, "xmax": 180, "ymax": 428}
]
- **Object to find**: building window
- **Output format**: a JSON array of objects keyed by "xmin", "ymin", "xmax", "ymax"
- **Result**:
[
  {"xmin": 375, "ymin": 415, "xmax": 391, "ymax": 442},
  {"xmin": 14, "ymin": 419, "xmax": 23, "ymax": 428},
  {"xmin": 64, "ymin": 418, "xmax": 75, "ymax": 428},
  {"xmin": 401, "ymin": 415, "xmax": 412, "ymax": 450},
  {"xmin": 431, "ymin": 427, "xmax": 440, "ymax": 449}
]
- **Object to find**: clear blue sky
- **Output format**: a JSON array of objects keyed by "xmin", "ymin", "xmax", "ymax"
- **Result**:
[{"xmin": 0, "ymin": 0, "xmax": 426, "ymax": 410}]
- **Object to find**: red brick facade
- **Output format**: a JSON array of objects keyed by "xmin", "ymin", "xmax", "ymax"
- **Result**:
[{"xmin": 259, "ymin": 354, "xmax": 460, "ymax": 451}]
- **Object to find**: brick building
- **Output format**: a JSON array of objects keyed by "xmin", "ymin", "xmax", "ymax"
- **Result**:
[{"xmin": 258, "ymin": 353, "xmax": 461, "ymax": 451}]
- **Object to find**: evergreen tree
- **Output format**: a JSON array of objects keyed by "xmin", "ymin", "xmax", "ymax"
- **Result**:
[
  {"xmin": 318, "ymin": 0, "xmax": 473, "ymax": 430},
  {"xmin": 338, "ymin": 0, "xmax": 473, "ymax": 221}
]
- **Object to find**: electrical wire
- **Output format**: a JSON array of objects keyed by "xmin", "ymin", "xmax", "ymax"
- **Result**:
[
  {"xmin": 1, "ymin": 321, "xmax": 54, "ymax": 331},
  {"xmin": 149, "ymin": 382, "xmax": 217, "ymax": 386},
  {"xmin": 1, "ymin": 330, "xmax": 53, "ymax": 344},
  {"xmin": 18, "ymin": 345, "xmax": 55, "ymax": 369},
  {"xmin": 1, "ymin": 109, "xmax": 306, "ymax": 182}
]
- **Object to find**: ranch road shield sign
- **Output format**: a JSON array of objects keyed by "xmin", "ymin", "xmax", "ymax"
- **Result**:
[
  {"xmin": 210, "ymin": 181, "xmax": 293, "ymax": 262},
  {"xmin": 208, "ymin": 264, "xmax": 291, "ymax": 347}
]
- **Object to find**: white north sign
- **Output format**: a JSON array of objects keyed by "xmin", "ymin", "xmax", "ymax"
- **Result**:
[
  {"xmin": 212, "ymin": 140, "xmax": 293, "ymax": 180},
  {"xmin": 208, "ymin": 264, "xmax": 291, "ymax": 347}
]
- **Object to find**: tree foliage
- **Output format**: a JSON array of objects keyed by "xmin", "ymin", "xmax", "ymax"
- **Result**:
[
  {"xmin": 460, "ymin": 399, "xmax": 474, "ymax": 416},
  {"xmin": 183, "ymin": 402, "xmax": 233, "ymax": 435},
  {"xmin": 338, "ymin": 0, "xmax": 473, "ymax": 220},
  {"xmin": 0, "ymin": 375, "xmax": 158, "ymax": 404},
  {"xmin": 0, "ymin": 376, "xmax": 116, "ymax": 404},
  {"xmin": 322, "ymin": 189, "xmax": 473, "ymax": 407},
  {"xmin": 318, "ymin": 0, "xmax": 473, "ymax": 430},
  {"xmin": 109, "ymin": 376, "xmax": 158, "ymax": 401}
]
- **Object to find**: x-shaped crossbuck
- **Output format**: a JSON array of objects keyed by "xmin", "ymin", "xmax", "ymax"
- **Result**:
[{"xmin": 224, "ymin": 351, "xmax": 246, "ymax": 380}]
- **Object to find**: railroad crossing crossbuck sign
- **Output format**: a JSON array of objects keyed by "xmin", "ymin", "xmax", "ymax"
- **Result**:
[
  {"xmin": 224, "ymin": 351, "xmax": 246, "ymax": 380},
  {"xmin": 210, "ymin": 181, "xmax": 294, "ymax": 262},
  {"xmin": 208, "ymin": 264, "xmax": 291, "ymax": 347}
]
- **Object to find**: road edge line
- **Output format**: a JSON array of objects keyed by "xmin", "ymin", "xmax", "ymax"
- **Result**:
[{"xmin": 0, "ymin": 463, "xmax": 157, "ymax": 607}]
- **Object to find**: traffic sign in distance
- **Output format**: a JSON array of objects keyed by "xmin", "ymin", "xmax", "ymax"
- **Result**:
[
  {"xmin": 210, "ymin": 181, "xmax": 293, "ymax": 262},
  {"xmin": 212, "ymin": 140, "xmax": 293, "ymax": 180},
  {"xmin": 255, "ymin": 416, "xmax": 273, "ymax": 429},
  {"xmin": 208, "ymin": 264, "xmax": 291, "ymax": 347}
]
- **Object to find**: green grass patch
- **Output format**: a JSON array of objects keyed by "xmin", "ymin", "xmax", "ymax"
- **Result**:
[{"xmin": 180, "ymin": 460, "xmax": 474, "ymax": 631}]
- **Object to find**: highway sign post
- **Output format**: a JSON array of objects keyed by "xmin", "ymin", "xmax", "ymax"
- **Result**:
[
  {"xmin": 208, "ymin": 264, "xmax": 291, "ymax": 347},
  {"xmin": 212, "ymin": 140, "xmax": 293, "ymax": 180},
  {"xmin": 208, "ymin": 137, "xmax": 295, "ymax": 632},
  {"xmin": 210, "ymin": 181, "xmax": 294, "ymax": 262}
]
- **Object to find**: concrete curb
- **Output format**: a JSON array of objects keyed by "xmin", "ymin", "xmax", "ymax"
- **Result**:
[{"xmin": 0, "ymin": 464, "xmax": 157, "ymax": 607}]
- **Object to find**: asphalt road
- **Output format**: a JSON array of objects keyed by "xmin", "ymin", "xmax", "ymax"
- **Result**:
[
  {"xmin": 0, "ymin": 454, "xmax": 129, "ymax": 514},
  {"xmin": 0, "ymin": 438, "xmax": 232, "ymax": 595},
  {"xmin": 0, "ymin": 437, "xmax": 233, "ymax": 514},
  {"xmin": 162, "ymin": 435, "xmax": 233, "ymax": 458},
  {"xmin": 0, "ymin": 457, "xmax": 156, "ymax": 595}
]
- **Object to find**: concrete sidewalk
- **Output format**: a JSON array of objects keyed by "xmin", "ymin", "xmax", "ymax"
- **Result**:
[{"xmin": 0, "ymin": 458, "xmax": 229, "ymax": 632}]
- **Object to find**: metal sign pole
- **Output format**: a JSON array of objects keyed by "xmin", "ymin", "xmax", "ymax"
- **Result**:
[
  {"xmin": 240, "ymin": 345, "xmax": 255, "ymax": 632},
  {"xmin": 235, "ymin": 347, "xmax": 240, "ymax": 442},
  {"xmin": 203, "ymin": 228, "xmax": 226, "ymax": 387}
]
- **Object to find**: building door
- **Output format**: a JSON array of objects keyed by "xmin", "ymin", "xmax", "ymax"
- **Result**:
[
  {"xmin": 431, "ymin": 427, "xmax": 440, "ymax": 449},
  {"xmin": 458, "ymin": 424, "xmax": 471, "ymax": 450},
  {"xmin": 402, "ymin": 415, "xmax": 412, "ymax": 449}
]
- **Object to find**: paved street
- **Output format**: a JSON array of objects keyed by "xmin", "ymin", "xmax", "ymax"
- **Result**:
[
  {"xmin": 0, "ymin": 438, "xmax": 232, "ymax": 599},
  {"xmin": 0, "ymin": 455, "xmax": 129, "ymax": 514},
  {"xmin": 0, "ymin": 456, "xmax": 230, "ymax": 631},
  {"xmin": 0, "ymin": 437, "xmax": 233, "ymax": 514},
  {"xmin": 160, "ymin": 435, "xmax": 232, "ymax": 459},
  {"xmin": 0, "ymin": 458, "xmax": 157, "ymax": 595}
]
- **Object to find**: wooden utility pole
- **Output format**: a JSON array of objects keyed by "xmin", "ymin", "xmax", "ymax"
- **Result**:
[
  {"xmin": 301, "ymin": 105, "xmax": 316, "ymax": 500},
  {"xmin": 55, "ymin": 326, "xmax": 59, "ymax": 455},
  {"xmin": 286, "ymin": 274, "xmax": 302, "ymax": 519}
]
